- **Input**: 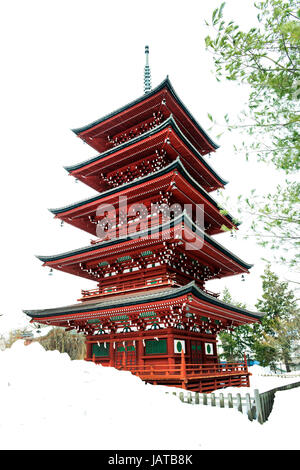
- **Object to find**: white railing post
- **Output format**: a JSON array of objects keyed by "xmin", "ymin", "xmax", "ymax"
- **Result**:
[
  {"xmin": 246, "ymin": 393, "xmax": 253, "ymax": 421},
  {"xmin": 219, "ymin": 393, "xmax": 224, "ymax": 408},
  {"xmin": 211, "ymin": 393, "xmax": 216, "ymax": 407},
  {"xmin": 254, "ymin": 389, "xmax": 264, "ymax": 424},
  {"xmin": 236, "ymin": 393, "xmax": 242, "ymax": 413}
]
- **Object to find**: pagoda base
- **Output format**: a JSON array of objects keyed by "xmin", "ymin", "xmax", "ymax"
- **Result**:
[
  {"xmin": 85, "ymin": 327, "xmax": 250, "ymax": 393},
  {"xmin": 129, "ymin": 370, "xmax": 250, "ymax": 393}
]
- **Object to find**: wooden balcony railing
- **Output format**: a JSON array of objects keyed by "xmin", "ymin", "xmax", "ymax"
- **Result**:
[
  {"xmin": 118, "ymin": 361, "xmax": 248, "ymax": 380},
  {"xmin": 80, "ymin": 276, "xmax": 178, "ymax": 300},
  {"xmin": 80, "ymin": 277, "xmax": 219, "ymax": 301},
  {"xmin": 91, "ymin": 352, "xmax": 250, "ymax": 392},
  {"xmin": 112, "ymin": 358, "xmax": 250, "ymax": 392}
]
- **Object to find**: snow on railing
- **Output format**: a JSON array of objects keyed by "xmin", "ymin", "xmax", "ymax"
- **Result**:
[{"xmin": 255, "ymin": 373, "xmax": 300, "ymax": 379}]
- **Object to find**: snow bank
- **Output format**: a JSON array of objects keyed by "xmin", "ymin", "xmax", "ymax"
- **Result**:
[
  {"xmin": 263, "ymin": 388, "xmax": 300, "ymax": 449},
  {"xmin": 0, "ymin": 341, "xmax": 299, "ymax": 450}
]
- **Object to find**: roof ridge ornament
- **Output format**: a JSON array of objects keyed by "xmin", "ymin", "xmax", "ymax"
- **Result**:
[{"xmin": 144, "ymin": 45, "xmax": 151, "ymax": 94}]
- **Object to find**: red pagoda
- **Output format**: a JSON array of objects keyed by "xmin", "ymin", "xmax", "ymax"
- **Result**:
[{"xmin": 25, "ymin": 47, "xmax": 263, "ymax": 392}]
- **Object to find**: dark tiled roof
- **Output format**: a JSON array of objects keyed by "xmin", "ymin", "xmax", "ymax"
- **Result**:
[
  {"xmin": 51, "ymin": 157, "xmax": 237, "ymax": 227},
  {"xmin": 65, "ymin": 115, "xmax": 226, "ymax": 184},
  {"xmin": 71, "ymin": 77, "xmax": 219, "ymax": 150},
  {"xmin": 36, "ymin": 211, "xmax": 252, "ymax": 270},
  {"xmin": 23, "ymin": 281, "xmax": 263, "ymax": 320}
]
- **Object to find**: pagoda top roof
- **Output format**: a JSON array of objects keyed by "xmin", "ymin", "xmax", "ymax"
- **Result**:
[
  {"xmin": 51, "ymin": 158, "xmax": 237, "ymax": 228},
  {"xmin": 65, "ymin": 115, "xmax": 226, "ymax": 186},
  {"xmin": 71, "ymin": 77, "xmax": 219, "ymax": 154},
  {"xmin": 24, "ymin": 281, "xmax": 263, "ymax": 322},
  {"xmin": 36, "ymin": 211, "xmax": 251, "ymax": 271}
]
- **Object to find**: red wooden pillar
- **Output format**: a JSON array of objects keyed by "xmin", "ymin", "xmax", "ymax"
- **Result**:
[
  {"xmin": 110, "ymin": 340, "xmax": 115, "ymax": 367},
  {"xmin": 185, "ymin": 336, "xmax": 189, "ymax": 364},
  {"xmin": 180, "ymin": 349, "xmax": 187, "ymax": 389},
  {"xmin": 85, "ymin": 340, "xmax": 92, "ymax": 361},
  {"xmin": 213, "ymin": 340, "xmax": 218, "ymax": 361},
  {"xmin": 137, "ymin": 338, "xmax": 144, "ymax": 367},
  {"xmin": 167, "ymin": 332, "xmax": 175, "ymax": 367}
]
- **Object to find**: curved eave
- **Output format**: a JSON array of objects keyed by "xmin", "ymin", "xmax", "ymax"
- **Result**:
[
  {"xmin": 65, "ymin": 115, "xmax": 227, "ymax": 186},
  {"xmin": 51, "ymin": 158, "xmax": 238, "ymax": 228},
  {"xmin": 71, "ymin": 77, "xmax": 219, "ymax": 150},
  {"xmin": 36, "ymin": 212, "xmax": 252, "ymax": 271},
  {"xmin": 23, "ymin": 281, "xmax": 263, "ymax": 321}
]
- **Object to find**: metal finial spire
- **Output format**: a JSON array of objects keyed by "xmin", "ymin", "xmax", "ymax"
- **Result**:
[{"xmin": 144, "ymin": 45, "xmax": 151, "ymax": 94}]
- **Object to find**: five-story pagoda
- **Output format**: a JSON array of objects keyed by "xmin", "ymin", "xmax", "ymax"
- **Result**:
[{"xmin": 24, "ymin": 47, "xmax": 263, "ymax": 392}]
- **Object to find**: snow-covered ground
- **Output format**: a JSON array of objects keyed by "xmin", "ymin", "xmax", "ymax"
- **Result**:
[{"xmin": 0, "ymin": 341, "xmax": 299, "ymax": 450}]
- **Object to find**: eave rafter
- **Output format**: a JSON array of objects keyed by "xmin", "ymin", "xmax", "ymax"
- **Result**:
[{"xmin": 36, "ymin": 214, "xmax": 252, "ymax": 288}]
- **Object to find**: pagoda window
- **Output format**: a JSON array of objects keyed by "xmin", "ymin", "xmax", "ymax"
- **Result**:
[
  {"xmin": 92, "ymin": 343, "xmax": 110, "ymax": 357},
  {"xmin": 205, "ymin": 343, "xmax": 214, "ymax": 355},
  {"xmin": 191, "ymin": 343, "xmax": 202, "ymax": 351},
  {"xmin": 144, "ymin": 339, "xmax": 167, "ymax": 355}
]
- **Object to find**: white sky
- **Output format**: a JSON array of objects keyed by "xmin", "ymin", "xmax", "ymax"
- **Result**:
[{"xmin": 0, "ymin": 0, "xmax": 294, "ymax": 334}]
